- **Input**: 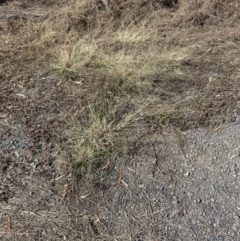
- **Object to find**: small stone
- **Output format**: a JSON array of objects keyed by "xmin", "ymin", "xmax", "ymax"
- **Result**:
[
  {"xmin": 172, "ymin": 196, "xmax": 179, "ymax": 205},
  {"xmin": 234, "ymin": 215, "xmax": 239, "ymax": 221},
  {"xmin": 184, "ymin": 172, "xmax": 190, "ymax": 177},
  {"xmin": 172, "ymin": 200, "xmax": 178, "ymax": 205},
  {"xmin": 192, "ymin": 219, "xmax": 196, "ymax": 225},
  {"xmin": 14, "ymin": 151, "xmax": 20, "ymax": 158},
  {"xmin": 197, "ymin": 198, "xmax": 202, "ymax": 203},
  {"xmin": 187, "ymin": 192, "xmax": 192, "ymax": 198}
]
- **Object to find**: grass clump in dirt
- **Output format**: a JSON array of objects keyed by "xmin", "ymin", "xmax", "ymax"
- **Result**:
[
  {"xmin": 64, "ymin": 93, "xmax": 144, "ymax": 178},
  {"xmin": 51, "ymin": 40, "xmax": 97, "ymax": 80}
]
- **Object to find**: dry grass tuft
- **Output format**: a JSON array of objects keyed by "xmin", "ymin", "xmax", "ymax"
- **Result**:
[
  {"xmin": 174, "ymin": 0, "xmax": 239, "ymax": 27},
  {"xmin": 65, "ymin": 93, "xmax": 145, "ymax": 178},
  {"xmin": 51, "ymin": 40, "xmax": 98, "ymax": 79},
  {"xmin": 51, "ymin": 18, "xmax": 190, "ymax": 88}
]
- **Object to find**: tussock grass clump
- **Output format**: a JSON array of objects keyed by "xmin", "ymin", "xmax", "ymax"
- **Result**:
[
  {"xmin": 65, "ymin": 93, "xmax": 144, "ymax": 178},
  {"xmin": 51, "ymin": 40, "xmax": 98, "ymax": 80}
]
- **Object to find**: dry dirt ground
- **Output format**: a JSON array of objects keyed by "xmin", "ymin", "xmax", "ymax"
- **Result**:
[{"xmin": 1, "ymin": 0, "xmax": 240, "ymax": 240}]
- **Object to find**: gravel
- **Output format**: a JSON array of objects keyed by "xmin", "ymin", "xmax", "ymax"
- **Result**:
[
  {"xmin": 85, "ymin": 123, "xmax": 240, "ymax": 240},
  {"xmin": 1, "ymin": 122, "xmax": 240, "ymax": 240}
]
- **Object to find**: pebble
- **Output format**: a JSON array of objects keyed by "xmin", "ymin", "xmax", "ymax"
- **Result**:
[
  {"xmin": 184, "ymin": 171, "xmax": 190, "ymax": 177},
  {"xmin": 172, "ymin": 200, "xmax": 178, "ymax": 205},
  {"xmin": 192, "ymin": 219, "xmax": 196, "ymax": 225}
]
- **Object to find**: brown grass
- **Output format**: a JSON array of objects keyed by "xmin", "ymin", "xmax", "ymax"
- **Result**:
[{"xmin": 1, "ymin": 0, "xmax": 240, "ymax": 178}]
